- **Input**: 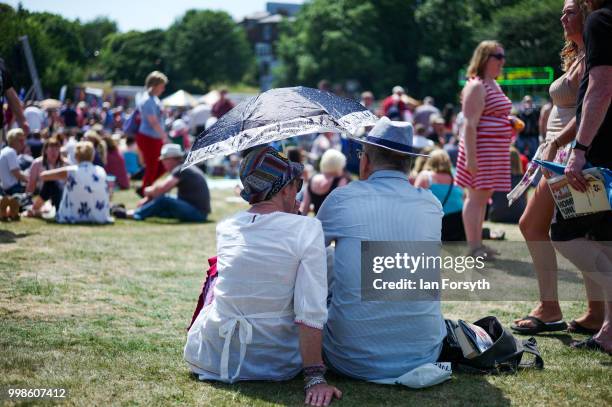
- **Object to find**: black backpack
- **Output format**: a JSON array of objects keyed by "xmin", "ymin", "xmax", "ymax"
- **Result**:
[{"xmin": 441, "ymin": 316, "xmax": 544, "ymax": 374}]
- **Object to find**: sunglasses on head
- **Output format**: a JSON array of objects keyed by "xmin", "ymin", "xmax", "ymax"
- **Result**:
[{"xmin": 489, "ymin": 53, "xmax": 506, "ymax": 60}]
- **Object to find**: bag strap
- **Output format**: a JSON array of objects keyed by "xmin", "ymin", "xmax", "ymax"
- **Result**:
[
  {"xmin": 518, "ymin": 337, "xmax": 544, "ymax": 369},
  {"xmin": 441, "ymin": 176, "xmax": 454, "ymax": 207}
]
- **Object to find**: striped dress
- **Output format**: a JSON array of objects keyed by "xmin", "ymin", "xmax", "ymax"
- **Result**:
[{"xmin": 456, "ymin": 78, "xmax": 513, "ymax": 191}]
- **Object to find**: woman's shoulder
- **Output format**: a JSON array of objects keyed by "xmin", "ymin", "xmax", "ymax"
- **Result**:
[
  {"xmin": 30, "ymin": 157, "xmax": 43, "ymax": 169},
  {"xmin": 463, "ymin": 78, "xmax": 486, "ymax": 96}
]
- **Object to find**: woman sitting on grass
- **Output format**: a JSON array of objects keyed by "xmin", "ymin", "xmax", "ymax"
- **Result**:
[
  {"xmin": 25, "ymin": 136, "xmax": 67, "ymax": 217},
  {"xmin": 41, "ymin": 141, "xmax": 112, "ymax": 224},
  {"xmin": 184, "ymin": 147, "xmax": 341, "ymax": 407}
]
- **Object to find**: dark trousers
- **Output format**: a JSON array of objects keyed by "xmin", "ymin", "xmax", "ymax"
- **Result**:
[{"xmin": 39, "ymin": 181, "xmax": 63, "ymax": 209}]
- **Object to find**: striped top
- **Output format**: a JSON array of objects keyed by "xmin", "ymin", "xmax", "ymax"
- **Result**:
[{"xmin": 456, "ymin": 78, "xmax": 513, "ymax": 191}]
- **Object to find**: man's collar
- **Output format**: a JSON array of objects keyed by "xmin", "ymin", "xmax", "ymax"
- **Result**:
[{"xmin": 368, "ymin": 169, "xmax": 409, "ymax": 181}]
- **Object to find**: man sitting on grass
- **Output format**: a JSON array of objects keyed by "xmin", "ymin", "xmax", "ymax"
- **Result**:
[
  {"xmin": 125, "ymin": 144, "xmax": 210, "ymax": 222},
  {"xmin": 317, "ymin": 117, "xmax": 447, "ymax": 381},
  {"xmin": 184, "ymin": 147, "xmax": 341, "ymax": 407}
]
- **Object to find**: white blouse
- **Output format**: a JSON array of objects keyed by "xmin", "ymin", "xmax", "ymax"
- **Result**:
[
  {"xmin": 56, "ymin": 162, "xmax": 112, "ymax": 224},
  {"xmin": 184, "ymin": 211, "xmax": 328, "ymax": 383}
]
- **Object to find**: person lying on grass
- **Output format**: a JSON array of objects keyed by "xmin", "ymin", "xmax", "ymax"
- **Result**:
[{"xmin": 184, "ymin": 146, "xmax": 342, "ymax": 406}]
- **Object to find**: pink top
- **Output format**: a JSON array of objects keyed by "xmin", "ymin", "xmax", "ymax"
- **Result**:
[{"xmin": 104, "ymin": 149, "xmax": 130, "ymax": 189}]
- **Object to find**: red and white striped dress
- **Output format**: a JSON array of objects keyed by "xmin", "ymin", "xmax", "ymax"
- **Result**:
[{"xmin": 456, "ymin": 78, "xmax": 513, "ymax": 191}]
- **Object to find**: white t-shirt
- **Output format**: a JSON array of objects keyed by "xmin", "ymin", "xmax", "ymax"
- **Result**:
[
  {"xmin": 0, "ymin": 146, "xmax": 20, "ymax": 190},
  {"xmin": 185, "ymin": 211, "xmax": 327, "ymax": 383},
  {"xmin": 24, "ymin": 106, "xmax": 46, "ymax": 133}
]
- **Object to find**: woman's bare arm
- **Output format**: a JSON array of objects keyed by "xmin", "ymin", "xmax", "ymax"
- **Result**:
[{"xmin": 461, "ymin": 81, "xmax": 486, "ymax": 175}]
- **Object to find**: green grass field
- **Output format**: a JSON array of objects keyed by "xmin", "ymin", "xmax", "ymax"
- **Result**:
[{"xmin": 1, "ymin": 188, "xmax": 611, "ymax": 406}]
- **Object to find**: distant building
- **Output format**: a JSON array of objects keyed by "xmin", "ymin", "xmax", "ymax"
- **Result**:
[{"xmin": 241, "ymin": 2, "xmax": 302, "ymax": 90}]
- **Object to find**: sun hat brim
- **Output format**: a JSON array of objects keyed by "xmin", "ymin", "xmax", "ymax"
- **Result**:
[{"xmin": 357, "ymin": 137, "xmax": 430, "ymax": 157}]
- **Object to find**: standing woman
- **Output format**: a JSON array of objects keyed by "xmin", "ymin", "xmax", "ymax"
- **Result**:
[
  {"xmin": 512, "ymin": 0, "xmax": 603, "ymax": 334},
  {"xmin": 137, "ymin": 71, "xmax": 168, "ymax": 191},
  {"xmin": 455, "ymin": 41, "xmax": 512, "ymax": 257}
]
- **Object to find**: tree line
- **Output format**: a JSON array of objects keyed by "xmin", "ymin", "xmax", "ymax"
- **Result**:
[
  {"xmin": 0, "ymin": 4, "xmax": 255, "ymax": 98},
  {"xmin": 276, "ymin": 0, "xmax": 566, "ymax": 103},
  {"xmin": 1, "ymin": 1, "xmax": 565, "ymax": 104}
]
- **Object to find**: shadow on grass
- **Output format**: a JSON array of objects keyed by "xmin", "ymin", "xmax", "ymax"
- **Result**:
[
  {"xmin": 133, "ymin": 218, "xmax": 214, "ymax": 225},
  {"xmin": 490, "ymin": 258, "xmax": 583, "ymax": 285},
  {"xmin": 190, "ymin": 370, "xmax": 512, "ymax": 406},
  {"xmin": 0, "ymin": 229, "xmax": 33, "ymax": 244},
  {"xmin": 514, "ymin": 332, "xmax": 574, "ymax": 346}
]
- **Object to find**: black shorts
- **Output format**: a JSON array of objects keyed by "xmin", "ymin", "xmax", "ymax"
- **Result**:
[{"xmin": 551, "ymin": 210, "xmax": 612, "ymax": 242}]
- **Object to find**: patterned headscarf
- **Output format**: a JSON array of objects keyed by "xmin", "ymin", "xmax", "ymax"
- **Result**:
[{"xmin": 240, "ymin": 146, "xmax": 304, "ymax": 204}]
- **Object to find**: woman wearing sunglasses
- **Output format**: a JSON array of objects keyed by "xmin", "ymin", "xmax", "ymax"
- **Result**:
[{"xmin": 455, "ymin": 40, "xmax": 513, "ymax": 258}]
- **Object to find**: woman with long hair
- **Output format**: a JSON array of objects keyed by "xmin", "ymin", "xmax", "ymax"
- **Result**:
[
  {"xmin": 25, "ymin": 136, "xmax": 67, "ymax": 216},
  {"xmin": 512, "ymin": 0, "xmax": 603, "ymax": 335},
  {"xmin": 455, "ymin": 40, "xmax": 513, "ymax": 258}
]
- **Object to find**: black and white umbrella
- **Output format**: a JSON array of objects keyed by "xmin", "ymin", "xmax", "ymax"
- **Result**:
[{"xmin": 183, "ymin": 86, "xmax": 378, "ymax": 168}]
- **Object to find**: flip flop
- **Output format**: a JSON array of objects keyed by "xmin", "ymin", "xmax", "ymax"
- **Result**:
[
  {"xmin": 511, "ymin": 316, "xmax": 567, "ymax": 335},
  {"xmin": 567, "ymin": 320, "xmax": 600, "ymax": 335},
  {"xmin": 570, "ymin": 336, "xmax": 612, "ymax": 356}
]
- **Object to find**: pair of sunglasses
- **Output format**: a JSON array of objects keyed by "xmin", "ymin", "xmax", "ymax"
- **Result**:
[{"xmin": 490, "ymin": 53, "xmax": 506, "ymax": 60}]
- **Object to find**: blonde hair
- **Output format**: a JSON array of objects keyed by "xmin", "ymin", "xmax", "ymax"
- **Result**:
[
  {"xmin": 410, "ymin": 146, "xmax": 437, "ymax": 178},
  {"xmin": 424, "ymin": 149, "xmax": 453, "ymax": 176},
  {"xmin": 319, "ymin": 149, "xmax": 347, "ymax": 174},
  {"xmin": 75, "ymin": 141, "xmax": 95, "ymax": 163},
  {"xmin": 466, "ymin": 40, "xmax": 503, "ymax": 79},
  {"xmin": 560, "ymin": 0, "xmax": 589, "ymax": 71},
  {"xmin": 83, "ymin": 130, "xmax": 107, "ymax": 165},
  {"xmin": 6, "ymin": 128, "xmax": 25, "ymax": 145},
  {"xmin": 145, "ymin": 71, "xmax": 168, "ymax": 90}
]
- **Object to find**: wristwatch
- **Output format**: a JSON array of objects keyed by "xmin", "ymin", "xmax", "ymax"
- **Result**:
[{"xmin": 573, "ymin": 141, "xmax": 589, "ymax": 152}]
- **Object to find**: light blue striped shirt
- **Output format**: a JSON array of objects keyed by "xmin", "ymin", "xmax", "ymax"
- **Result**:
[{"xmin": 316, "ymin": 170, "xmax": 446, "ymax": 380}]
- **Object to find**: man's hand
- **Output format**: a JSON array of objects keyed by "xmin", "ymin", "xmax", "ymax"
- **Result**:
[
  {"xmin": 304, "ymin": 383, "xmax": 342, "ymax": 407},
  {"xmin": 564, "ymin": 149, "xmax": 588, "ymax": 192}
]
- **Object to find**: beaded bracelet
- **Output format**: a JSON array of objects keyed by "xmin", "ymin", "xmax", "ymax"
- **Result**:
[
  {"xmin": 303, "ymin": 364, "xmax": 327, "ymax": 378},
  {"xmin": 304, "ymin": 376, "xmax": 327, "ymax": 391}
]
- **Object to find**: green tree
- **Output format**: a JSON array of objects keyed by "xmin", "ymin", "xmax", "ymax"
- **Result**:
[
  {"xmin": 0, "ymin": 5, "xmax": 84, "ymax": 97},
  {"xmin": 485, "ymin": 0, "xmax": 564, "ymax": 72},
  {"xmin": 164, "ymin": 10, "xmax": 254, "ymax": 91},
  {"xmin": 275, "ymin": 0, "xmax": 421, "ymax": 98},
  {"xmin": 79, "ymin": 17, "xmax": 118, "ymax": 59},
  {"xmin": 99, "ymin": 29, "xmax": 166, "ymax": 86},
  {"xmin": 26, "ymin": 12, "xmax": 87, "ymax": 95},
  {"xmin": 414, "ymin": 0, "xmax": 485, "ymax": 104}
]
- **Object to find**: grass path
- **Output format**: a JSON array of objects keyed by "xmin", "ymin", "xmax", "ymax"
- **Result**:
[{"xmin": 1, "ymin": 189, "xmax": 610, "ymax": 406}]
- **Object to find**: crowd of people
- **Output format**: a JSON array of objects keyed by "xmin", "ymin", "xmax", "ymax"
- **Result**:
[
  {"xmin": 1, "ymin": 0, "xmax": 611, "ymax": 405},
  {"xmin": 186, "ymin": 1, "xmax": 612, "ymax": 405},
  {"xmin": 0, "ymin": 69, "xmax": 216, "ymax": 223}
]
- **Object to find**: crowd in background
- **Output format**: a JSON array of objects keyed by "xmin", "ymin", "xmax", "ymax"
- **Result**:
[
  {"xmin": 0, "ymin": 64, "xmax": 546, "ymax": 228},
  {"xmin": 1, "ymin": 0, "xmax": 611, "ymax": 403}
]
